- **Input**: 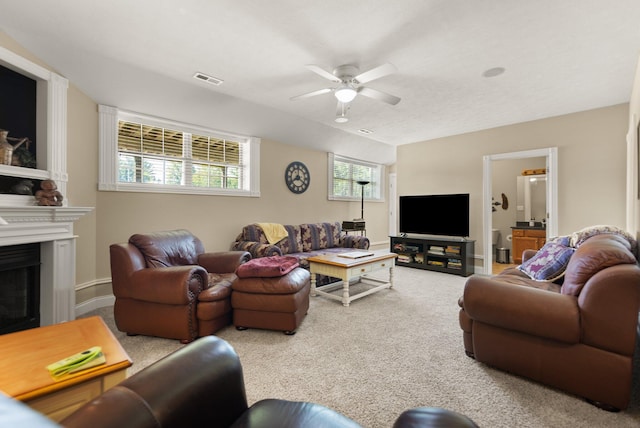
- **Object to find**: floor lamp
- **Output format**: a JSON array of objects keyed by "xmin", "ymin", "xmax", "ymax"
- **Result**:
[{"xmin": 354, "ymin": 180, "xmax": 370, "ymax": 221}]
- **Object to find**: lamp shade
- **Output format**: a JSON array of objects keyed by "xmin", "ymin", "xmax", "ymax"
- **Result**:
[
  {"xmin": 335, "ymin": 84, "xmax": 357, "ymax": 103},
  {"xmin": 355, "ymin": 180, "xmax": 370, "ymax": 221}
]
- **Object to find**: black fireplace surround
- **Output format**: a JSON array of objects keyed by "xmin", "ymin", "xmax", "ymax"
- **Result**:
[{"xmin": 0, "ymin": 243, "xmax": 40, "ymax": 334}]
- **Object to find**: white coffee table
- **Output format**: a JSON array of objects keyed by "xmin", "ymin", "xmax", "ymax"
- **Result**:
[{"xmin": 308, "ymin": 250, "xmax": 397, "ymax": 306}]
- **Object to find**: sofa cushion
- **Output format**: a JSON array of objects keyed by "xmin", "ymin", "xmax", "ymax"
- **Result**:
[
  {"xmin": 494, "ymin": 267, "xmax": 562, "ymax": 292},
  {"xmin": 276, "ymin": 225, "xmax": 303, "ymax": 254},
  {"xmin": 242, "ymin": 224, "xmax": 268, "ymax": 244},
  {"xmin": 300, "ymin": 222, "xmax": 341, "ymax": 251},
  {"xmin": 517, "ymin": 241, "xmax": 575, "ymax": 282},
  {"xmin": 562, "ymin": 234, "xmax": 638, "ymax": 296},
  {"xmin": 241, "ymin": 224, "xmax": 302, "ymax": 255}
]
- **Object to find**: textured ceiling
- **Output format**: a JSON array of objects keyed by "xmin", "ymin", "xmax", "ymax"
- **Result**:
[{"xmin": 1, "ymin": 0, "xmax": 639, "ymax": 150}]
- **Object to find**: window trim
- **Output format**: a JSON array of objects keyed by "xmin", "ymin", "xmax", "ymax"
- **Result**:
[
  {"xmin": 327, "ymin": 153, "xmax": 384, "ymax": 202},
  {"xmin": 98, "ymin": 105, "xmax": 260, "ymax": 196}
]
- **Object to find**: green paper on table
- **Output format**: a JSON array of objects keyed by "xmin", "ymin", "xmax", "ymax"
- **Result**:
[{"xmin": 46, "ymin": 346, "xmax": 106, "ymax": 377}]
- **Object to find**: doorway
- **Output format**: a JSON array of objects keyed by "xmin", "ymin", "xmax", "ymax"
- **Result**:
[{"xmin": 482, "ymin": 148, "xmax": 558, "ymax": 275}]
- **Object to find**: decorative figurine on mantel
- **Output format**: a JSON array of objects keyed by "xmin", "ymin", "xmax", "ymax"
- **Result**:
[
  {"xmin": 35, "ymin": 179, "xmax": 64, "ymax": 206},
  {"xmin": 0, "ymin": 129, "xmax": 30, "ymax": 166}
]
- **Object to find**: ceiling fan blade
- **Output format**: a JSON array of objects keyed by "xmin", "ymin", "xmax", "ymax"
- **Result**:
[
  {"xmin": 305, "ymin": 64, "xmax": 341, "ymax": 82},
  {"xmin": 354, "ymin": 63, "xmax": 397, "ymax": 84},
  {"xmin": 290, "ymin": 87, "xmax": 333, "ymax": 101},
  {"xmin": 358, "ymin": 87, "xmax": 401, "ymax": 105}
]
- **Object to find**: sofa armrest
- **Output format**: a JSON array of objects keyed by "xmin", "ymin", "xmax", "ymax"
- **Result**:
[
  {"xmin": 230, "ymin": 241, "xmax": 283, "ymax": 258},
  {"xmin": 124, "ymin": 266, "xmax": 207, "ymax": 305},
  {"xmin": 198, "ymin": 251, "xmax": 251, "ymax": 273},
  {"xmin": 339, "ymin": 234, "xmax": 370, "ymax": 249},
  {"xmin": 61, "ymin": 336, "xmax": 249, "ymax": 428},
  {"xmin": 578, "ymin": 263, "xmax": 640, "ymax": 355},
  {"xmin": 463, "ymin": 276, "xmax": 580, "ymax": 343}
]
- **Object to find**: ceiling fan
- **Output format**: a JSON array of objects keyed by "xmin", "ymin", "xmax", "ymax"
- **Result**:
[{"xmin": 290, "ymin": 63, "xmax": 401, "ymax": 123}]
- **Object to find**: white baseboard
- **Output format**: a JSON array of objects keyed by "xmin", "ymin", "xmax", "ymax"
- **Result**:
[{"xmin": 75, "ymin": 294, "xmax": 115, "ymax": 317}]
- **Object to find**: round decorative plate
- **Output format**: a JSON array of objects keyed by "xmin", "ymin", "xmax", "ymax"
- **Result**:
[{"xmin": 285, "ymin": 161, "xmax": 310, "ymax": 194}]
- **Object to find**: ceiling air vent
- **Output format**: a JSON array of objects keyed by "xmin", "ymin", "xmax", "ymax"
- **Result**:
[{"xmin": 193, "ymin": 72, "xmax": 224, "ymax": 86}]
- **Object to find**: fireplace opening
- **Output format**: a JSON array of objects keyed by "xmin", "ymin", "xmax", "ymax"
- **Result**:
[{"xmin": 0, "ymin": 243, "xmax": 40, "ymax": 334}]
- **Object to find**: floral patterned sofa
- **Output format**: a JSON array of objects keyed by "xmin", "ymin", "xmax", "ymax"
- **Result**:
[{"xmin": 230, "ymin": 221, "xmax": 369, "ymax": 285}]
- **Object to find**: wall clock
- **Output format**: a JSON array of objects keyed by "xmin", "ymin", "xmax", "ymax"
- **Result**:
[{"xmin": 285, "ymin": 161, "xmax": 310, "ymax": 194}]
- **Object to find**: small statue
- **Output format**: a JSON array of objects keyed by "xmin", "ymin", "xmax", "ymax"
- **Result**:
[
  {"xmin": 35, "ymin": 179, "xmax": 64, "ymax": 206},
  {"xmin": 0, "ymin": 129, "xmax": 29, "ymax": 166}
]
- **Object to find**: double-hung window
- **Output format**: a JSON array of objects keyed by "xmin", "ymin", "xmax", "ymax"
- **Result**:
[
  {"xmin": 328, "ymin": 153, "xmax": 384, "ymax": 201},
  {"xmin": 99, "ymin": 106, "xmax": 260, "ymax": 196}
]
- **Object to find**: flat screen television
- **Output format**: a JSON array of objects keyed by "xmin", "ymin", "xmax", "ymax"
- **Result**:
[{"xmin": 399, "ymin": 193, "xmax": 470, "ymax": 238}]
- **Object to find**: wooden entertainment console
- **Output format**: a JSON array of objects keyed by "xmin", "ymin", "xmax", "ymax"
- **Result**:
[{"xmin": 390, "ymin": 235, "xmax": 475, "ymax": 277}]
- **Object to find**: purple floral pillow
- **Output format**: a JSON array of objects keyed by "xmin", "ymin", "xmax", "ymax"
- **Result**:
[{"xmin": 517, "ymin": 241, "xmax": 575, "ymax": 282}]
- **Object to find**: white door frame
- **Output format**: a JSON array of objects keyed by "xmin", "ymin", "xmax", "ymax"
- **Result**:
[
  {"xmin": 483, "ymin": 148, "xmax": 558, "ymax": 274},
  {"xmin": 388, "ymin": 172, "xmax": 397, "ymax": 237}
]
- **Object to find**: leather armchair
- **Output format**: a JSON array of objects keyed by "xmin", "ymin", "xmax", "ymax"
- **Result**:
[
  {"xmin": 110, "ymin": 229, "xmax": 251, "ymax": 343},
  {"xmin": 459, "ymin": 233, "xmax": 640, "ymax": 411},
  {"xmin": 0, "ymin": 336, "xmax": 479, "ymax": 427},
  {"xmin": 60, "ymin": 335, "xmax": 361, "ymax": 428}
]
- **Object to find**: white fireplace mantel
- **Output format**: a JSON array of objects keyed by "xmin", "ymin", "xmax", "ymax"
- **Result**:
[{"xmin": 0, "ymin": 206, "xmax": 93, "ymax": 326}]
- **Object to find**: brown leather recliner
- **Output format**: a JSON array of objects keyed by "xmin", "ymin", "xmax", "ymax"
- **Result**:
[
  {"xmin": 62, "ymin": 336, "xmax": 363, "ymax": 428},
  {"xmin": 57, "ymin": 336, "xmax": 478, "ymax": 428},
  {"xmin": 110, "ymin": 229, "xmax": 251, "ymax": 343},
  {"xmin": 459, "ymin": 232, "xmax": 640, "ymax": 411}
]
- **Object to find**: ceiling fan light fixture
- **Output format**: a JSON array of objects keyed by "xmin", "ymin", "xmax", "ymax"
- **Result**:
[
  {"xmin": 335, "ymin": 102, "xmax": 349, "ymax": 123},
  {"xmin": 334, "ymin": 84, "xmax": 357, "ymax": 103}
]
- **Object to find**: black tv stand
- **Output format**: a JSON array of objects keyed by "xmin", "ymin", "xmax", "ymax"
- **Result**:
[{"xmin": 390, "ymin": 235, "xmax": 475, "ymax": 277}]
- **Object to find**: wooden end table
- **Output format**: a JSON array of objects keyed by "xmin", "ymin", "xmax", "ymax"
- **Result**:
[
  {"xmin": 0, "ymin": 316, "xmax": 132, "ymax": 422},
  {"xmin": 308, "ymin": 250, "xmax": 397, "ymax": 306}
]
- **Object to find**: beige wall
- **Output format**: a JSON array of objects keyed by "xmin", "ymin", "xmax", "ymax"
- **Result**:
[
  {"xmin": 627, "ymin": 56, "xmax": 640, "ymax": 237},
  {"xmin": 397, "ymin": 104, "xmax": 629, "ymax": 267},
  {"xmin": 94, "ymin": 140, "xmax": 390, "ymax": 281},
  {"xmin": 67, "ymin": 85, "xmax": 99, "ymax": 284}
]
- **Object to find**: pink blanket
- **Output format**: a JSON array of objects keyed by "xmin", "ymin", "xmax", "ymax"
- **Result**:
[{"xmin": 236, "ymin": 256, "xmax": 299, "ymax": 278}]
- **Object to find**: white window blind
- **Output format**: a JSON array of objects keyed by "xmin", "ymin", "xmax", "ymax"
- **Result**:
[
  {"xmin": 99, "ymin": 105, "xmax": 260, "ymax": 196},
  {"xmin": 328, "ymin": 153, "xmax": 383, "ymax": 201}
]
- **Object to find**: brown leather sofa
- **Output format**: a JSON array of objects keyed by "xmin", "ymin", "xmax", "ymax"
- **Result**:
[
  {"xmin": 0, "ymin": 336, "xmax": 478, "ymax": 427},
  {"xmin": 459, "ymin": 232, "xmax": 640, "ymax": 411},
  {"xmin": 110, "ymin": 230, "xmax": 251, "ymax": 343}
]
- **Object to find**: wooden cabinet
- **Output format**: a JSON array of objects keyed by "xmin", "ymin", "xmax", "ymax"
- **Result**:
[
  {"xmin": 390, "ymin": 235, "xmax": 475, "ymax": 277},
  {"xmin": 511, "ymin": 228, "xmax": 546, "ymax": 264}
]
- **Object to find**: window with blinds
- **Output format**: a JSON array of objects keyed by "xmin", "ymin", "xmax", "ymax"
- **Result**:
[
  {"xmin": 99, "ymin": 105, "xmax": 259, "ymax": 196},
  {"xmin": 117, "ymin": 121, "xmax": 244, "ymax": 189},
  {"xmin": 190, "ymin": 134, "xmax": 241, "ymax": 189},
  {"xmin": 328, "ymin": 153, "xmax": 383, "ymax": 201},
  {"xmin": 117, "ymin": 122, "xmax": 185, "ymax": 185}
]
